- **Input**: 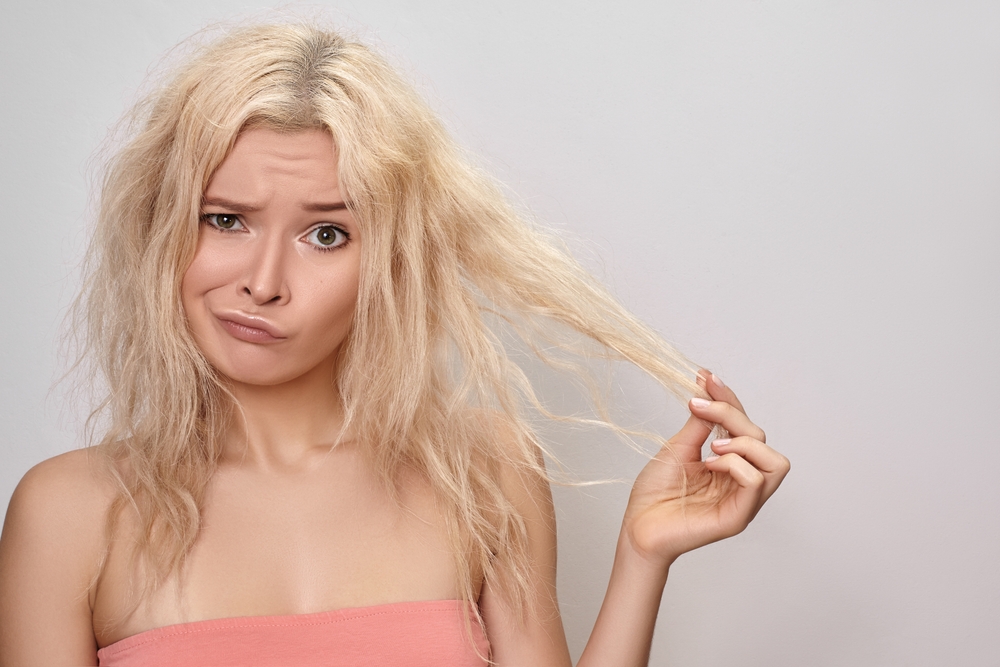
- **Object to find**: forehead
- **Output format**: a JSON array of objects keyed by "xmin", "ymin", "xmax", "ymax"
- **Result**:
[{"xmin": 205, "ymin": 128, "xmax": 340, "ymax": 201}]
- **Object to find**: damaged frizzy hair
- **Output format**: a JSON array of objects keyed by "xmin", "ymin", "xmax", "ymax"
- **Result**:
[{"xmin": 78, "ymin": 23, "xmax": 702, "ymax": 629}]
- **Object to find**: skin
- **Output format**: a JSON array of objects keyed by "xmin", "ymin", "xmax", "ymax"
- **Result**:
[{"xmin": 0, "ymin": 128, "xmax": 789, "ymax": 667}]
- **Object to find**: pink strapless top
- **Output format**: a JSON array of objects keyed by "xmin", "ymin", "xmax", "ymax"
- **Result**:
[{"xmin": 96, "ymin": 600, "xmax": 490, "ymax": 667}]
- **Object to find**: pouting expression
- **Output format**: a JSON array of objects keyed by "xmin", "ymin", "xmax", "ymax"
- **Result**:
[{"xmin": 181, "ymin": 128, "xmax": 362, "ymax": 387}]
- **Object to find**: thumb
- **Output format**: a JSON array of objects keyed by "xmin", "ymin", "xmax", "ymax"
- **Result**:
[{"xmin": 664, "ymin": 412, "xmax": 712, "ymax": 463}]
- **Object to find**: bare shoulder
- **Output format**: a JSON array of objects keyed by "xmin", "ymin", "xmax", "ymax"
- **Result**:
[
  {"xmin": 3, "ymin": 447, "xmax": 115, "ymax": 543},
  {"xmin": 474, "ymin": 411, "xmax": 572, "ymax": 665},
  {"xmin": 479, "ymin": 410, "xmax": 554, "ymax": 518},
  {"xmin": 0, "ymin": 448, "xmax": 116, "ymax": 666}
]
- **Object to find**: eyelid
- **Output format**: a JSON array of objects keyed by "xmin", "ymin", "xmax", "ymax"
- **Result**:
[
  {"xmin": 302, "ymin": 223, "xmax": 350, "ymax": 250},
  {"xmin": 201, "ymin": 212, "xmax": 246, "ymax": 232}
]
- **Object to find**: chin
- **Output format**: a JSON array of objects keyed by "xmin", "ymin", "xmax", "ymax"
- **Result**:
[
  {"xmin": 219, "ymin": 369, "xmax": 302, "ymax": 387},
  {"xmin": 210, "ymin": 347, "xmax": 342, "ymax": 389},
  {"xmin": 212, "ymin": 359, "xmax": 314, "ymax": 387}
]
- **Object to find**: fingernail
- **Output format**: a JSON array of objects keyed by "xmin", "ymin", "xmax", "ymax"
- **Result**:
[
  {"xmin": 712, "ymin": 438, "xmax": 732, "ymax": 448},
  {"xmin": 711, "ymin": 373, "xmax": 725, "ymax": 388},
  {"xmin": 705, "ymin": 455, "xmax": 720, "ymax": 463},
  {"xmin": 691, "ymin": 397, "xmax": 711, "ymax": 409}
]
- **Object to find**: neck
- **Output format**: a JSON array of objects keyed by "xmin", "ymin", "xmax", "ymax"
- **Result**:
[{"xmin": 220, "ymin": 357, "xmax": 350, "ymax": 470}]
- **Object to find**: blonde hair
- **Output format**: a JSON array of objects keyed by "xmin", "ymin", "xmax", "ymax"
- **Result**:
[{"xmin": 79, "ymin": 22, "xmax": 702, "ymax": 628}]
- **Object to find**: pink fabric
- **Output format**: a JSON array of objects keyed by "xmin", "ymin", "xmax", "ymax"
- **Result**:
[{"xmin": 96, "ymin": 600, "xmax": 490, "ymax": 667}]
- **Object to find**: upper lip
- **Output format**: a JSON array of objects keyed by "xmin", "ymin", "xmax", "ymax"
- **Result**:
[{"xmin": 215, "ymin": 311, "xmax": 286, "ymax": 339}]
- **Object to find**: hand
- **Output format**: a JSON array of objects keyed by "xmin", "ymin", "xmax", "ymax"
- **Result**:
[{"xmin": 621, "ymin": 371, "xmax": 790, "ymax": 568}]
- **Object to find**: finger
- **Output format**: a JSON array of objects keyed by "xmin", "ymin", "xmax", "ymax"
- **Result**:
[
  {"xmin": 696, "ymin": 369, "xmax": 746, "ymax": 414},
  {"xmin": 703, "ymin": 452, "xmax": 765, "ymax": 521},
  {"xmin": 695, "ymin": 370, "xmax": 710, "ymax": 395},
  {"xmin": 662, "ymin": 413, "xmax": 713, "ymax": 464},
  {"xmin": 710, "ymin": 436, "xmax": 790, "ymax": 503},
  {"xmin": 688, "ymin": 397, "xmax": 766, "ymax": 443}
]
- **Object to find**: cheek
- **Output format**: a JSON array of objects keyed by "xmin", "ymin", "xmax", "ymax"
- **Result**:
[
  {"xmin": 321, "ymin": 290, "xmax": 358, "ymax": 331},
  {"xmin": 304, "ymin": 266, "xmax": 361, "ymax": 335},
  {"xmin": 182, "ymin": 238, "xmax": 241, "ymax": 302},
  {"xmin": 180, "ymin": 253, "xmax": 210, "ymax": 318},
  {"xmin": 181, "ymin": 241, "xmax": 236, "ymax": 336}
]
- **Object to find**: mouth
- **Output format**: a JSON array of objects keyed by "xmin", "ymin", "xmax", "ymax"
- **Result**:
[{"xmin": 215, "ymin": 312, "xmax": 286, "ymax": 344}]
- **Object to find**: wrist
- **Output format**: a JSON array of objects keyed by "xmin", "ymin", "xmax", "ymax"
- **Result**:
[
  {"xmin": 577, "ymin": 526, "xmax": 673, "ymax": 667},
  {"xmin": 614, "ymin": 526, "xmax": 673, "ymax": 588},
  {"xmin": 619, "ymin": 516, "xmax": 683, "ymax": 570}
]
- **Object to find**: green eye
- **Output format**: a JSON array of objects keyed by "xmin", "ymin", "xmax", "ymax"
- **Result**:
[
  {"xmin": 316, "ymin": 227, "xmax": 337, "ymax": 245},
  {"xmin": 203, "ymin": 213, "xmax": 244, "ymax": 231},
  {"xmin": 307, "ymin": 225, "xmax": 348, "ymax": 249}
]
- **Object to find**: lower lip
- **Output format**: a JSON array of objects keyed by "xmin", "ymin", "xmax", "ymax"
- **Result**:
[{"xmin": 218, "ymin": 318, "xmax": 284, "ymax": 344}]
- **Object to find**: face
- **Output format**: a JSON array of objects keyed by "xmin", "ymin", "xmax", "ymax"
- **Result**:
[{"xmin": 181, "ymin": 127, "xmax": 361, "ymax": 387}]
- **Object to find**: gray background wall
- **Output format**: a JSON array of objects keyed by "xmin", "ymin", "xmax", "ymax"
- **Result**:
[{"xmin": 2, "ymin": 2, "xmax": 998, "ymax": 665}]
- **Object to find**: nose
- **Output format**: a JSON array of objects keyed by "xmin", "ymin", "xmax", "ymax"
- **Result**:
[{"xmin": 241, "ymin": 235, "xmax": 289, "ymax": 306}]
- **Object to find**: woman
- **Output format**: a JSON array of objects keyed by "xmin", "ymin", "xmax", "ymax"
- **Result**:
[{"xmin": 0, "ymin": 23, "xmax": 788, "ymax": 666}]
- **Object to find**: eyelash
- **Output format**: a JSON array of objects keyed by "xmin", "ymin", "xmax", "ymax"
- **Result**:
[
  {"xmin": 305, "ymin": 225, "xmax": 351, "ymax": 252},
  {"xmin": 199, "ymin": 214, "xmax": 351, "ymax": 252},
  {"xmin": 200, "ymin": 213, "xmax": 244, "ymax": 233}
]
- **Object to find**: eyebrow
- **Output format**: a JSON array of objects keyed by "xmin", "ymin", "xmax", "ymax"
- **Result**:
[
  {"xmin": 302, "ymin": 201, "xmax": 349, "ymax": 212},
  {"xmin": 201, "ymin": 197, "xmax": 348, "ymax": 213}
]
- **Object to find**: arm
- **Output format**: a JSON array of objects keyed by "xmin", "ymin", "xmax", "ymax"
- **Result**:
[
  {"xmin": 479, "ymin": 459, "xmax": 573, "ymax": 666},
  {"xmin": 577, "ymin": 371, "xmax": 790, "ymax": 666},
  {"xmin": 0, "ymin": 450, "xmax": 110, "ymax": 667},
  {"xmin": 482, "ymin": 372, "xmax": 789, "ymax": 666}
]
